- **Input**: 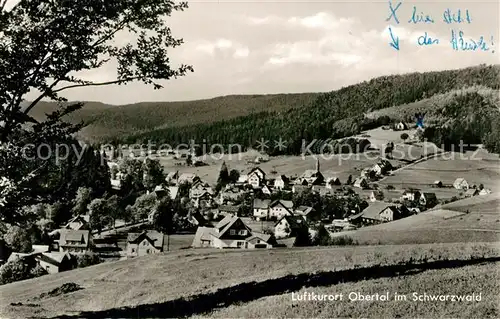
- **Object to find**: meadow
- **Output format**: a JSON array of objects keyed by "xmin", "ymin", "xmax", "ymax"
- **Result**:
[
  {"xmin": 198, "ymin": 262, "xmax": 499, "ymax": 318},
  {"xmin": 331, "ymin": 194, "xmax": 500, "ymax": 245},
  {"xmin": 0, "ymin": 242, "xmax": 498, "ymax": 318}
]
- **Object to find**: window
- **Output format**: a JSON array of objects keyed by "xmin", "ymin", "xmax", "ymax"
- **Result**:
[
  {"xmin": 238, "ymin": 230, "xmax": 247, "ymax": 236},
  {"xmin": 131, "ymin": 248, "xmax": 135, "ymax": 253},
  {"xmin": 230, "ymin": 229, "xmax": 236, "ymax": 235},
  {"xmin": 143, "ymin": 241, "xmax": 147, "ymax": 246},
  {"xmin": 146, "ymin": 249, "xmax": 150, "ymax": 254},
  {"xmin": 237, "ymin": 241, "xmax": 244, "ymax": 247}
]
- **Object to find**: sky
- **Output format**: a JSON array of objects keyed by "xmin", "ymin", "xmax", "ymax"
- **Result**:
[{"xmin": 25, "ymin": 0, "xmax": 500, "ymax": 104}]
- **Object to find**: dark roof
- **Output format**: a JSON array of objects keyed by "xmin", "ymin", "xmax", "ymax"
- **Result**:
[
  {"xmin": 422, "ymin": 192, "xmax": 437, "ymax": 199},
  {"xmin": 360, "ymin": 202, "xmax": 398, "ymax": 220},
  {"xmin": 269, "ymin": 200, "xmax": 293, "ymax": 209},
  {"xmin": 275, "ymin": 215, "xmax": 307, "ymax": 229},
  {"xmin": 58, "ymin": 229, "xmax": 90, "ymax": 247},
  {"xmin": 214, "ymin": 216, "xmax": 252, "ymax": 238},
  {"xmin": 127, "ymin": 230, "xmax": 164, "ymax": 249},
  {"xmin": 249, "ymin": 167, "xmax": 266, "ymax": 177}
]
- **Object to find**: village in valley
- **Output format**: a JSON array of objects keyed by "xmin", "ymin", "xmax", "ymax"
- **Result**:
[{"xmin": 5, "ymin": 120, "xmax": 497, "ymax": 275}]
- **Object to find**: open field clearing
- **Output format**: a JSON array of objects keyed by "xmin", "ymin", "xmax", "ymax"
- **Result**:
[
  {"xmin": 438, "ymin": 193, "xmax": 500, "ymax": 213},
  {"xmin": 127, "ymin": 150, "xmax": 407, "ymax": 185},
  {"xmin": 198, "ymin": 262, "xmax": 500, "ymax": 319},
  {"xmin": 378, "ymin": 152, "xmax": 500, "ymax": 200},
  {"xmin": 331, "ymin": 195, "xmax": 500, "ymax": 245},
  {"xmin": 1, "ymin": 243, "xmax": 498, "ymax": 318}
]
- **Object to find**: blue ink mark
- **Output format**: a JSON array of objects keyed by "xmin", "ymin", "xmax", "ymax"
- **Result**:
[
  {"xmin": 415, "ymin": 113, "xmax": 425, "ymax": 129},
  {"xmin": 443, "ymin": 9, "xmax": 472, "ymax": 24},
  {"xmin": 388, "ymin": 27, "xmax": 400, "ymax": 50},
  {"xmin": 408, "ymin": 6, "xmax": 434, "ymax": 24},
  {"xmin": 418, "ymin": 32, "xmax": 439, "ymax": 46},
  {"xmin": 386, "ymin": 1, "xmax": 402, "ymax": 24},
  {"xmin": 451, "ymin": 30, "xmax": 490, "ymax": 51}
]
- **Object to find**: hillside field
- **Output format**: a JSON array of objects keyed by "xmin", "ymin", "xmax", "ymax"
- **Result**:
[
  {"xmin": 331, "ymin": 194, "xmax": 500, "ymax": 245},
  {"xmin": 199, "ymin": 262, "xmax": 499, "ymax": 318},
  {"xmin": 0, "ymin": 242, "xmax": 498, "ymax": 318}
]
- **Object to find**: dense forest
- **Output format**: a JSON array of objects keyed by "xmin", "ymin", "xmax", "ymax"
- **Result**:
[
  {"xmin": 111, "ymin": 64, "xmax": 500, "ymax": 154},
  {"xmin": 27, "ymin": 93, "xmax": 322, "ymax": 141}
]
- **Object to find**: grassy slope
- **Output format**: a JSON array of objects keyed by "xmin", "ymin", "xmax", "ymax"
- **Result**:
[
  {"xmin": 199, "ymin": 262, "xmax": 499, "ymax": 318},
  {"xmin": 0, "ymin": 243, "xmax": 498, "ymax": 318},
  {"xmin": 27, "ymin": 93, "xmax": 321, "ymax": 141},
  {"xmin": 330, "ymin": 193, "xmax": 500, "ymax": 245}
]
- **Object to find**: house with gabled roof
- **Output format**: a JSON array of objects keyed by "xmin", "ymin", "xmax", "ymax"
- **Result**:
[
  {"xmin": 56, "ymin": 229, "xmax": 91, "ymax": 254},
  {"xmin": 274, "ymin": 215, "xmax": 308, "ymax": 239},
  {"xmin": 369, "ymin": 190, "xmax": 384, "ymax": 202},
  {"xmin": 126, "ymin": 230, "xmax": 164, "ymax": 258},
  {"xmin": 479, "ymin": 188, "xmax": 492, "ymax": 196},
  {"xmin": 298, "ymin": 158, "xmax": 324, "ymax": 185},
  {"xmin": 191, "ymin": 216, "xmax": 273, "ymax": 249},
  {"xmin": 166, "ymin": 171, "xmax": 179, "ymax": 184},
  {"xmin": 353, "ymin": 177, "xmax": 368, "ymax": 189},
  {"xmin": 247, "ymin": 167, "xmax": 266, "ymax": 188},
  {"xmin": 269, "ymin": 200, "xmax": 293, "ymax": 220},
  {"xmin": 326, "ymin": 177, "xmax": 341, "ymax": 188},
  {"xmin": 253, "ymin": 198, "xmax": 271, "ymax": 220},
  {"xmin": 261, "ymin": 184, "xmax": 272, "ymax": 195},
  {"xmin": 453, "ymin": 178, "xmax": 469, "ymax": 190},
  {"xmin": 294, "ymin": 206, "xmax": 320, "ymax": 222},
  {"xmin": 401, "ymin": 189, "xmax": 421, "ymax": 202},
  {"xmin": 35, "ymin": 252, "xmax": 73, "ymax": 274},
  {"xmin": 218, "ymin": 204, "xmax": 240, "ymax": 216},
  {"xmin": 465, "ymin": 188, "xmax": 479, "ymax": 197},
  {"xmin": 419, "ymin": 192, "xmax": 438, "ymax": 208},
  {"xmin": 349, "ymin": 202, "xmax": 401, "ymax": 225},
  {"xmin": 274, "ymin": 175, "xmax": 289, "ymax": 190},
  {"xmin": 64, "ymin": 215, "xmax": 90, "ymax": 231}
]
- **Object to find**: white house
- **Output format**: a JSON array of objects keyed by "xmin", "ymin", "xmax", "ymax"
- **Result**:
[
  {"xmin": 274, "ymin": 175, "xmax": 289, "ymax": 190},
  {"xmin": 126, "ymin": 230, "xmax": 164, "ymax": 258},
  {"xmin": 247, "ymin": 167, "xmax": 266, "ymax": 188},
  {"xmin": 261, "ymin": 184, "xmax": 272, "ymax": 195},
  {"xmin": 253, "ymin": 198, "xmax": 271, "ymax": 220},
  {"xmin": 268, "ymin": 200, "xmax": 293, "ymax": 220},
  {"xmin": 192, "ymin": 216, "xmax": 273, "ymax": 249},
  {"xmin": 479, "ymin": 188, "xmax": 492, "ymax": 196},
  {"xmin": 353, "ymin": 177, "xmax": 368, "ymax": 189},
  {"xmin": 274, "ymin": 215, "xmax": 307, "ymax": 239},
  {"xmin": 401, "ymin": 190, "xmax": 421, "ymax": 202},
  {"xmin": 369, "ymin": 190, "xmax": 384, "ymax": 202},
  {"xmin": 453, "ymin": 178, "xmax": 469, "ymax": 190}
]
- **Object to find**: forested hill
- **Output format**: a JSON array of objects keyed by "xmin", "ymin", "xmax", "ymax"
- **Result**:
[
  {"xmin": 117, "ymin": 64, "xmax": 500, "ymax": 153},
  {"xmin": 27, "ymin": 93, "xmax": 322, "ymax": 141}
]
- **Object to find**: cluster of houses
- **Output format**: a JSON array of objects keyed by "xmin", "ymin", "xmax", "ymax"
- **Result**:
[
  {"xmin": 7, "ymin": 215, "xmax": 92, "ymax": 274},
  {"xmin": 8, "ymin": 155, "xmax": 494, "ymax": 273}
]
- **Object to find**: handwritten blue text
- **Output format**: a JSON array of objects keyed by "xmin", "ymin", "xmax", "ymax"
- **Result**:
[
  {"xmin": 418, "ymin": 32, "xmax": 440, "ymax": 46},
  {"xmin": 450, "ymin": 30, "xmax": 490, "ymax": 51},
  {"xmin": 408, "ymin": 6, "xmax": 434, "ymax": 24},
  {"xmin": 386, "ymin": 1, "xmax": 402, "ymax": 24},
  {"xmin": 443, "ymin": 9, "xmax": 472, "ymax": 24}
]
